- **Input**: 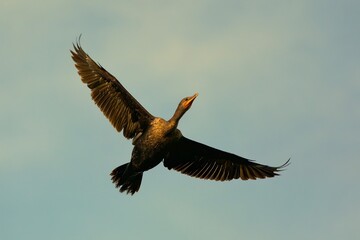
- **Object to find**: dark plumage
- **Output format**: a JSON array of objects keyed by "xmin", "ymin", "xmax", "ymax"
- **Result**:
[{"xmin": 71, "ymin": 40, "xmax": 290, "ymax": 195}]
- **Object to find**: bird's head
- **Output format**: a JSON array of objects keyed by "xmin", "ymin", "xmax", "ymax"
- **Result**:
[
  {"xmin": 179, "ymin": 92, "xmax": 198, "ymax": 111},
  {"xmin": 170, "ymin": 92, "xmax": 199, "ymax": 123}
]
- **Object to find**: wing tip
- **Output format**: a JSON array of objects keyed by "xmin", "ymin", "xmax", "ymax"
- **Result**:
[
  {"xmin": 70, "ymin": 34, "xmax": 83, "ymax": 56},
  {"xmin": 269, "ymin": 158, "xmax": 290, "ymax": 178},
  {"xmin": 277, "ymin": 158, "xmax": 291, "ymax": 171},
  {"xmin": 75, "ymin": 34, "xmax": 82, "ymax": 48}
]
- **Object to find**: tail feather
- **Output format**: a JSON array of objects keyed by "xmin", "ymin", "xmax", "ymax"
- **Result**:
[{"xmin": 110, "ymin": 163, "xmax": 143, "ymax": 195}]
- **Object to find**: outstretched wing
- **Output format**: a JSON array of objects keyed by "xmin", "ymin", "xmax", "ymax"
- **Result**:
[
  {"xmin": 164, "ymin": 137, "xmax": 290, "ymax": 181},
  {"xmin": 71, "ymin": 41, "xmax": 154, "ymax": 139}
]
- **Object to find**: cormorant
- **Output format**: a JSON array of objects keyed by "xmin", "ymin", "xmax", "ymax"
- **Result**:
[{"xmin": 71, "ymin": 41, "xmax": 290, "ymax": 195}]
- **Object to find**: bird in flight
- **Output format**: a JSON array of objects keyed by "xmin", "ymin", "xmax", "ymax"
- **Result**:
[{"xmin": 71, "ymin": 39, "xmax": 289, "ymax": 195}]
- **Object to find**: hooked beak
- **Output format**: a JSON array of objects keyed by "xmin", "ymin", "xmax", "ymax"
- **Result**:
[{"xmin": 184, "ymin": 92, "xmax": 199, "ymax": 108}]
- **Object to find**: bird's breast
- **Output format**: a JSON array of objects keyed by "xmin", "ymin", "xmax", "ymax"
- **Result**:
[
  {"xmin": 143, "ymin": 118, "xmax": 180, "ymax": 147},
  {"xmin": 130, "ymin": 118, "xmax": 182, "ymax": 171}
]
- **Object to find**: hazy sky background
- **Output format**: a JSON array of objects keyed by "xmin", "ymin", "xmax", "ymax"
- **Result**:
[{"xmin": 1, "ymin": 1, "xmax": 359, "ymax": 239}]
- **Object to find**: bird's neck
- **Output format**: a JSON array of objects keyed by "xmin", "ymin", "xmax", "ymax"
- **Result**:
[{"xmin": 168, "ymin": 108, "xmax": 185, "ymax": 130}]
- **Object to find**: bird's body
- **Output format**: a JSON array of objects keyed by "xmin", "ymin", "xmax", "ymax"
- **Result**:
[
  {"xmin": 131, "ymin": 117, "xmax": 181, "ymax": 171},
  {"xmin": 110, "ymin": 117, "xmax": 183, "ymax": 194},
  {"xmin": 71, "ymin": 40, "xmax": 289, "ymax": 195}
]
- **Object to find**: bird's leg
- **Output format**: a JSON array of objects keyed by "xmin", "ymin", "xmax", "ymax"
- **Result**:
[{"xmin": 132, "ymin": 132, "xmax": 143, "ymax": 145}]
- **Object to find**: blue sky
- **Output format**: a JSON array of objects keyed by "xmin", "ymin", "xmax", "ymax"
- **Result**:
[{"xmin": 1, "ymin": 1, "xmax": 359, "ymax": 239}]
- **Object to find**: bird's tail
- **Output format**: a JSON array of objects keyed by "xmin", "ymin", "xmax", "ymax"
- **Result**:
[{"xmin": 110, "ymin": 163, "xmax": 143, "ymax": 195}]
